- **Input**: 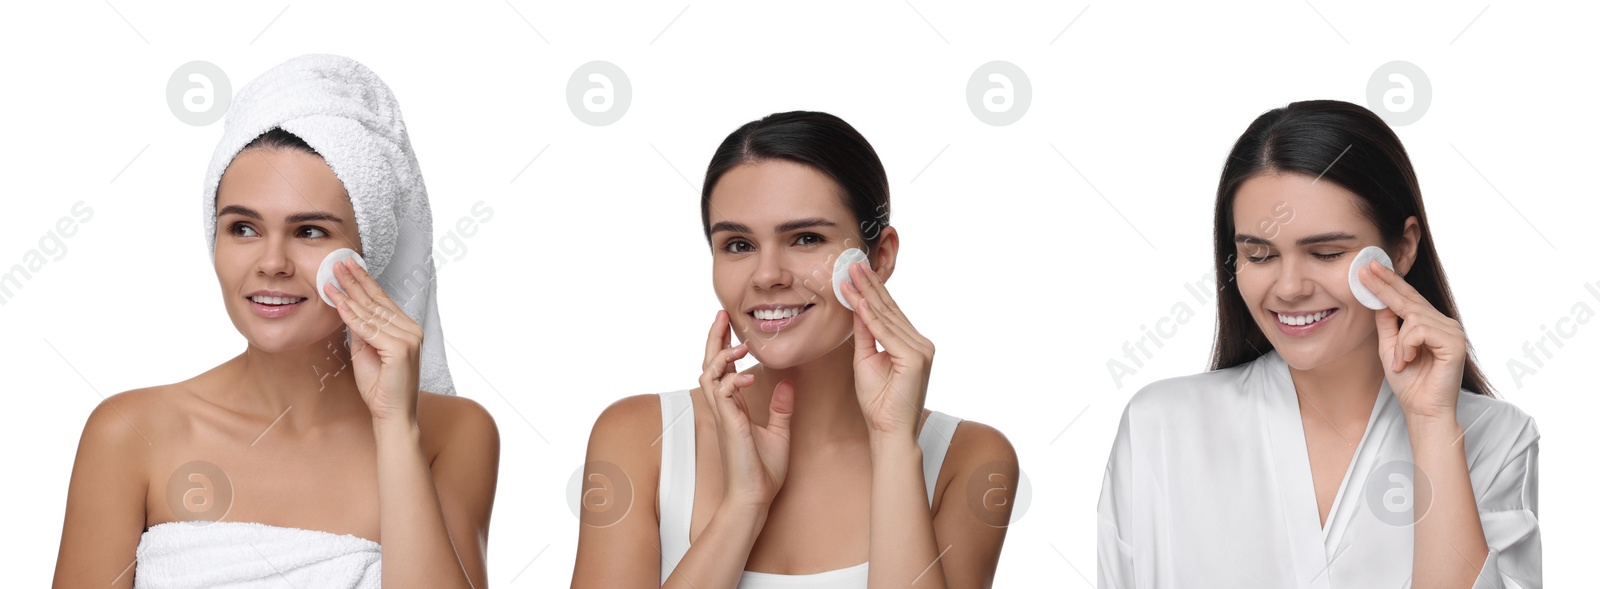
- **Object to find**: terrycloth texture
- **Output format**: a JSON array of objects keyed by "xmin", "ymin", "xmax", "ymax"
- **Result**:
[
  {"xmin": 201, "ymin": 53, "xmax": 455, "ymax": 395},
  {"xmin": 134, "ymin": 521, "xmax": 381, "ymax": 588}
]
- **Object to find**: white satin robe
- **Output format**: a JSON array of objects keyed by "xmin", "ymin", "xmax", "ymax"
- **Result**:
[{"xmin": 1098, "ymin": 349, "xmax": 1540, "ymax": 588}]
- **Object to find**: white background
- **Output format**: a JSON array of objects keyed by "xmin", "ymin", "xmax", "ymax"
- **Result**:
[{"xmin": 3, "ymin": 1, "xmax": 1595, "ymax": 586}]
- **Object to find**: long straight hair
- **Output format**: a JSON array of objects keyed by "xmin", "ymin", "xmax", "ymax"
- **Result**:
[{"xmin": 1209, "ymin": 100, "xmax": 1494, "ymax": 396}]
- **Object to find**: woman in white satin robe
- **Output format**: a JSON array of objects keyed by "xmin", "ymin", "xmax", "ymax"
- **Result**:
[{"xmin": 1098, "ymin": 100, "xmax": 1541, "ymax": 589}]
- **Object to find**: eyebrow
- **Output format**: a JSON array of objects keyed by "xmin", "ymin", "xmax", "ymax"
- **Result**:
[
  {"xmin": 710, "ymin": 217, "xmax": 839, "ymax": 235},
  {"xmin": 218, "ymin": 204, "xmax": 346, "ymax": 225},
  {"xmin": 1234, "ymin": 231, "xmax": 1358, "ymax": 247}
]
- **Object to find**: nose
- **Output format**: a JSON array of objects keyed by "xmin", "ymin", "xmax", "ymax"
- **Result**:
[
  {"xmin": 255, "ymin": 234, "xmax": 294, "ymax": 278},
  {"xmin": 751, "ymin": 246, "xmax": 791, "ymax": 292},
  {"xmin": 1272, "ymin": 255, "xmax": 1314, "ymax": 302}
]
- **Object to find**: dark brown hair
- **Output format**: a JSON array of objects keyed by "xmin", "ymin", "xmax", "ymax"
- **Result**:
[
  {"xmin": 242, "ymin": 127, "xmax": 320, "ymax": 156},
  {"xmin": 700, "ymin": 111, "xmax": 890, "ymax": 253}
]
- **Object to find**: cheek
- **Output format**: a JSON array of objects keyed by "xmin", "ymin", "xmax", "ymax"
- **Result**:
[
  {"xmin": 1233, "ymin": 265, "xmax": 1270, "ymax": 309},
  {"xmin": 709, "ymin": 264, "xmax": 743, "ymax": 310},
  {"xmin": 797, "ymin": 260, "xmax": 835, "ymax": 305}
]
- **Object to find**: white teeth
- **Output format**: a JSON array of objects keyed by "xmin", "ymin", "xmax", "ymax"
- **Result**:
[
  {"xmin": 753, "ymin": 306, "xmax": 806, "ymax": 320},
  {"xmin": 1276, "ymin": 310, "xmax": 1331, "ymax": 326},
  {"xmin": 250, "ymin": 295, "xmax": 304, "ymax": 306}
]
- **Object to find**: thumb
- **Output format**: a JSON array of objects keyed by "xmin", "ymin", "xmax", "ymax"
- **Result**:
[
  {"xmin": 851, "ymin": 305, "xmax": 876, "ymax": 361},
  {"xmin": 766, "ymin": 379, "xmax": 795, "ymax": 439},
  {"xmin": 1373, "ymin": 307, "xmax": 1401, "ymax": 344},
  {"xmin": 1373, "ymin": 307, "xmax": 1401, "ymax": 370}
]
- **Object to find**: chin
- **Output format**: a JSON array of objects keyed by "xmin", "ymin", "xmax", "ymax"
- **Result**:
[
  {"xmin": 229, "ymin": 314, "xmax": 343, "ymax": 354},
  {"xmin": 743, "ymin": 338, "xmax": 808, "ymax": 370},
  {"xmin": 1274, "ymin": 344, "xmax": 1330, "ymax": 371},
  {"xmin": 1270, "ymin": 334, "xmax": 1369, "ymax": 373},
  {"xmin": 248, "ymin": 330, "xmax": 331, "ymax": 353},
  {"xmin": 742, "ymin": 333, "xmax": 847, "ymax": 370}
]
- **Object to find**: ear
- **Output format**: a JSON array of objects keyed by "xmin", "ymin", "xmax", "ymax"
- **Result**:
[
  {"xmin": 868, "ymin": 225, "xmax": 899, "ymax": 284},
  {"xmin": 1395, "ymin": 215, "xmax": 1421, "ymax": 277}
]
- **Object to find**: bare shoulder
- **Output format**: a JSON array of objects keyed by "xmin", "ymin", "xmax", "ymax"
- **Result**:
[
  {"xmin": 946, "ymin": 417, "xmax": 1019, "ymax": 469},
  {"xmin": 588, "ymin": 393, "xmax": 665, "ymax": 452},
  {"xmin": 584, "ymin": 394, "xmax": 667, "ymax": 489},
  {"xmin": 418, "ymin": 392, "xmax": 497, "ymax": 429},
  {"xmin": 67, "ymin": 385, "xmax": 192, "ymax": 510},
  {"xmin": 80, "ymin": 384, "xmax": 195, "ymax": 447},
  {"xmin": 417, "ymin": 392, "xmax": 500, "ymax": 454},
  {"xmin": 932, "ymin": 415, "xmax": 1019, "ymax": 519}
]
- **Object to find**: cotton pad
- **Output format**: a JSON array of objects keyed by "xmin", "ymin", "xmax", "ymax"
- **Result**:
[
  {"xmin": 1348, "ymin": 245, "xmax": 1394, "ymax": 310},
  {"xmin": 832, "ymin": 248, "xmax": 870, "ymax": 311},
  {"xmin": 317, "ymin": 248, "xmax": 368, "ymax": 307}
]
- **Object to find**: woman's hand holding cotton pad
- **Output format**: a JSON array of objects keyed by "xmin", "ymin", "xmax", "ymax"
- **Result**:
[
  {"xmin": 1348, "ymin": 245, "xmax": 1394, "ymax": 310},
  {"xmin": 318, "ymin": 248, "xmax": 368, "ymax": 307},
  {"xmin": 832, "ymin": 248, "xmax": 870, "ymax": 311}
]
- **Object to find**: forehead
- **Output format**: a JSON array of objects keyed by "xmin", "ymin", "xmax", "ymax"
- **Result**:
[
  {"xmin": 1232, "ymin": 172, "xmax": 1372, "ymax": 238},
  {"xmin": 707, "ymin": 160, "xmax": 850, "ymax": 227},
  {"xmin": 216, "ymin": 148, "xmax": 352, "ymax": 215}
]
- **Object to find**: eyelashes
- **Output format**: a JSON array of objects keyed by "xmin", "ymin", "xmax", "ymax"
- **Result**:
[
  {"xmin": 719, "ymin": 232, "xmax": 826, "ymax": 254},
  {"xmin": 228, "ymin": 222, "xmax": 331, "ymax": 240},
  {"xmin": 1241, "ymin": 251, "xmax": 1346, "ymax": 264}
]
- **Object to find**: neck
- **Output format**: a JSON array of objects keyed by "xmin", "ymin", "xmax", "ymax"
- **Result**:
[
  {"xmin": 1285, "ymin": 331, "xmax": 1385, "ymax": 427},
  {"xmin": 213, "ymin": 328, "xmax": 366, "ymax": 425},
  {"xmin": 739, "ymin": 337, "xmax": 869, "ymax": 446}
]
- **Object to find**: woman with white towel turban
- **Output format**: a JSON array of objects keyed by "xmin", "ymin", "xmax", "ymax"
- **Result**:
[{"xmin": 53, "ymin": 54, "xmax": 499, "ymax": 588}]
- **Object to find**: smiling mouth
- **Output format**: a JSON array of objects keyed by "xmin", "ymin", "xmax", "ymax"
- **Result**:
[
  {"xmin": 249, "ymin": 295, "xmax": 308, "ymax": 306},
  {"xmin": 750, "ymin": 304, "xmax": 815, "ymax": 321},
  {"xmin": 1274, "ymin": 308, "xmax": 1336, "ymax": 326}
]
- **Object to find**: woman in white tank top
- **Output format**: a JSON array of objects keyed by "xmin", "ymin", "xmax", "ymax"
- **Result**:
[{"xmin": 572, "ymin": 111, "xmax": 1020, "ymax": 588}]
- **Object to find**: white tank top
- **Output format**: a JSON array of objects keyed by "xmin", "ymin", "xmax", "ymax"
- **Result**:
[{"xmin": 655, "ymin": 389, "xmax": 963, "ymax": 587}]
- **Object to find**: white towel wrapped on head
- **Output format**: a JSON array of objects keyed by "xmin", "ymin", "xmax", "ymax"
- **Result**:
[{"xmin": 200, "ymin": 53, "xmax": 456, "ymax": 395}]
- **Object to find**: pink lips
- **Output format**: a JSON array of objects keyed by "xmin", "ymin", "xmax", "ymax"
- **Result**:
[{"xmin": 248, "ymin": 296, "xmax": 308, "ymax": 318}]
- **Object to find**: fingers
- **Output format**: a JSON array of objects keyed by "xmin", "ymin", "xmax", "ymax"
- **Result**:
[
  {"xmin": 1373, "ymin": 306, "xmax": 1401, "ymax": 370},
  {"xmin": 698, "ymin": 310, "xmax": 733, "ymax": 417},
  {"xmin": 332, "ymin": 258, "xmax": 420, "ymax": 340},
  {"xmin": 850, "ymin": 263, "xmax": 933, "ymax": 355},
  {"xmin": 699, "ymin": 310, "xmax": 760, "ymax": 428},
  {"xmin": 850, "ymin": 298, "xmax": 877, "ymax": 361},
  {"xmin": 843, "ymin": 265, "xmax": 931, "ymax": 361},
  {"xmin": 765, "ymin": 380, "xmax": 795, "ymax": 440},
  {"xmin": 702, "ymin": 310, "xmax": 731, "ymax": 371},
  {"xmin": 1359, "ymin": 260, "xmax": 1466, "ymax": 372},
  {"xmin": 698, "ymin": 342, "xmax": 748, "ymax": 421},
  {"xmin": 326, "ymin": 278, "xmax": 418, "ymax": 349},
  {"xmin": 1391, "ymin": 315, "xmax": 1465, "ymax": 373},
  {"xmin": 1358, "ymin": 261, "xmax": 1430, "ymax": 321}
]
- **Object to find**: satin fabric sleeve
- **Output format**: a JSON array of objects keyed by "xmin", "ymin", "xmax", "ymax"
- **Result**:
[
  {"xmin": 1470, "ymin": 415, "xmax": 1541, "ymax": 589},
  {"xmin": 1098, "ymin": 403, "xmax": 1136, "ymax": 588}
]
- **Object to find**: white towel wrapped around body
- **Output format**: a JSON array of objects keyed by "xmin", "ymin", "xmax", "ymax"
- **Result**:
[{"xmin": 134, "ymin": 521, "xmax": 381, "ymax": 588}]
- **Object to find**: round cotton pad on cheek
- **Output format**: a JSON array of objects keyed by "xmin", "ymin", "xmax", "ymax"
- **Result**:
[
  {"xmin": 317, "ymin": 248, "xmax": 368, "ymax": 307},
  {"xmin": 1348, "ymin": 245, "xmax": 1394, "ymax": 310},
  {"xmin": 832, "ymin": 248, "xmax": 870, "ymax": 312}
]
